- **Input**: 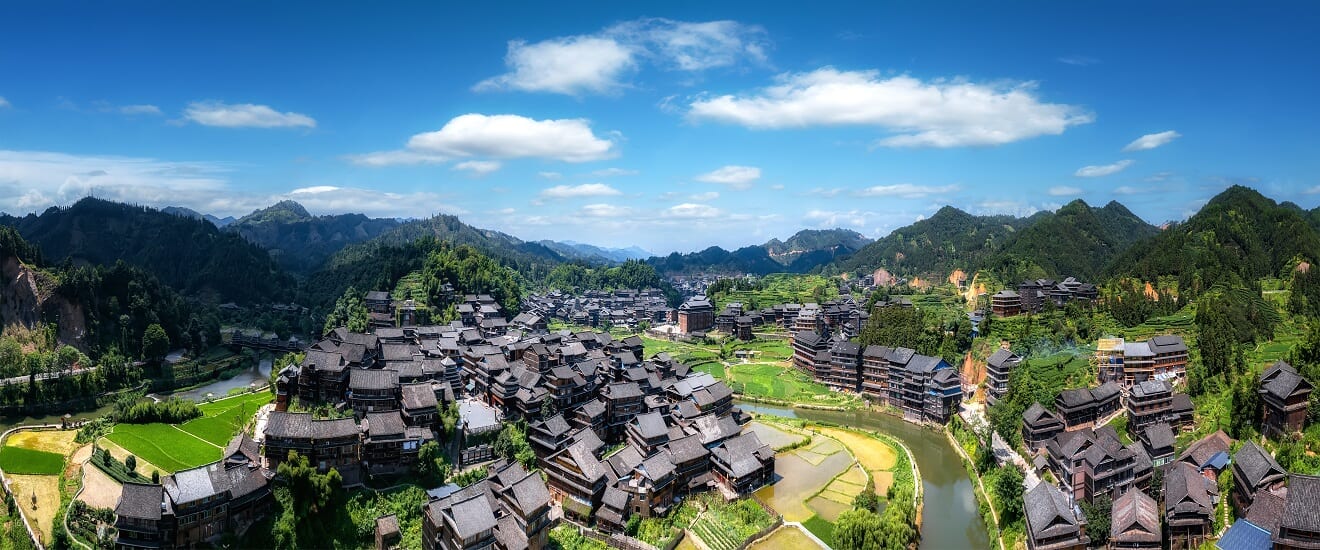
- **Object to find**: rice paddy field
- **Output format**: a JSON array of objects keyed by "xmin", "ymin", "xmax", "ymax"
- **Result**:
[
  {"xmin": 0, "ymin": 446, "xmax": 64, "ymax": 475},
  {"xmin": 711, "ymin": 274, "xmax": 838, "ymax": 311},
  {"xmin": 102, "ymin": 391, "xmax": 270, "ymax": 473},
  {"xmin": 752, "ymin": 419, "xmax": 914, "ymax": 545},
  {"xmin": 747, "ymin": 525, "xmax": 827, "ymax": 550}
]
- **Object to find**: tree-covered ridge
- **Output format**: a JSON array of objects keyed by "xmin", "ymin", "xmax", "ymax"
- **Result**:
[
  {"xmin": 1105, "ymin": 185, "xmax": 1320, "ymax": 297},
  {"xmin": 0, "ymin": 197, "xmax": 291, "ymax": 304},
  {"xmin": 646, "ymin": 228, "xmax": 873, "ymax": 276},
  {"xmin": 986, "ymin": 199, "xmax": 1158, "ymax": 282},
  {"xmin": 371, "ymin": 214, "xmax": 564, "ymax": 279},
  {"xmin": 828, "ymin": 206, "xmax": 1031, "ymax": 277},
  {"xmin": 227, "ymin": 201, "xmax": 401, "ymax": 273},
  {"xmin": 304, "ymin": 237, "xmax": 524, "ymax": 322}
]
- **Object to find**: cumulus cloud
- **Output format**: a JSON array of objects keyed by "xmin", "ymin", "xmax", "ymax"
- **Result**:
[
  {"xmin": 538, "ymin": 171, "xmax": 563, "ymax": 180},
  {"xmin": 579, "ymin": 203, "xmax": 634, "ymax": 218},
  {"xmin": 1075, "ymin": 160, "xmax": 1134, "ymax": 178},
  {"xmin": 183, "ymin": 101, "xmax": 316, "ymax": 128},
  {"xmin": 453, "ymin": 160, "xmax": 502, "ymax": 176},
  {"xmin": 695, "ymin": 165, "xmax": 760, "ymax": 189},
  {"xmin": 854, "ymin": 183, "xmax": 959, "ymax": 198},
  {"xmin": 0, "ymin": 149, "xmax": 461, "ymax": 219},
  {"xmin": 1048, "ymin": 186, "xmax": 1082, "ymax": 196},
  {"xmin": 476, "ymin": 18, "xmax": 768, "ymax": 95},
  {"xmin": 540, "ymin": 183, "xmax": 623, "ymax": 199},
  {"xmin": 803, "ymin": 187, "xmax": 846, "ymax": 198},
  {"xmin": 353, "ymin": 114, "xmax": 617, "ymax": 167},
  {"xmin": 688, "ymin": 191, "xmax": 720, "ymax": 201},
  {"xmin": 1114, "ymin": 186, "xmax": 1149, "ymax": 195},
  {"xmin": 115, "ymin": 104, "xmax": 162, "ymax": 115},
  {"xmin": 803, "ymin": 209, "xmax": 880, "ymax": 229},
  {"xmin": 689, "ymin": 67, "xmax": 1092, "ymax": 147},
  {"xmin": 663, "ymin": 203, "xmax": 723, "ymax": 219},
  {"xmin": 1122, "ymin": 130, "xmax": 1181, "ymax": 152}
]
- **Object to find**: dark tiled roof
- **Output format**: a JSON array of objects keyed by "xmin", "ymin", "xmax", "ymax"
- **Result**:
[
  {"xmin": 349, "ymin": 368, "xmax": 398, "ymax": 391},
  {"xmin": 366, "ymin": 411, "xmax": 407, "ymax": 438},
  {"xmin": 1025, "ymin": 482, "xmax": 1082, "ymax": 540},
  {"xmin": 448, "ymin": 494, "xmax": 498, "ymax": 540},
  {"xmin": 664, "ymin": 435, "xmax": 709, "ymax": 464},
  {"xmin": 1056, "ymin": 388, "xmax": 1096, "ymax": 409},
  {"xmin": 602, "ymin": 486, "xmax": 629, "ymax": 510},
  {"xmin": 1111, "ymin": 488, "xmax": 1159, "ymax": 544},
  {"xmin": 117, "ymin": 483, "xmax": 165, "ymax": 520},
  {"xmin": 1263, "ymin": 369, "xmax": 1312, "ymax": 400},
  {"xmin": 986, "ymin": 348, "xmax": 1019, "ymax": 368},
  {"xmin": 1141, "ymin": 423, "xmax": 1176, "ymax": 453},
  {"xmin": 264, "ymin": 412, "xmax": 360, "ymax": 440},
  {"xmin": 1023, "ymin": 402, "xmax": 1061, "ymax": 426},
  {"xmin": 1091, "ymin": 381, "xmax": 1122, "ymax": 402},
  {"xmin": 1234, "ymin": 441, "xmax": 1287, "ymax": 490},
  {"xmin": 1179, "ymin": 430, "xmax": 1232, "ymax": 467},
  {"xmin": 631, "ymin": 412, "xmax": 669, "ymax": 439},
  {"xmin": 1282, "ymin": 474, "xmax": 1320, "ymax": 533},
  {"xmin": 400, "ymin": 383, "xmax": 437, "ymax": 410},
  {"xmin": 712, "ymin": 432, "xmax": 771, "ymax": 478}
]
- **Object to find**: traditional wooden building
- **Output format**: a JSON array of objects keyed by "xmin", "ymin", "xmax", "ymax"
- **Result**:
[
  {"xmin": 1022, "ymin": 402, "xmax": 1065, "ymax": 452},
  {"xmin": 1110, "ymin": 488, "xmax": 1160, "ymax": 550},
  {"xmin": 1165, "ymin": 461, "xmax": 1216, "ymax": 549},
  {"xmin": 261, "ymin": 412, "xmax": 361, "ymax": 474},
  {"xmin": 710, "ymin": 432, "xmax": 774, "ymax": 494},
  {"xmin": 1260, "ymin": 361, "xmax": 1314, "ymax": 437},
  {"xmin": 1024, "ymin": 482, "xmax": 1089, "ymax": 550},
  {"xmin": 1231, "ymin": 441, "xmax": 1287, "ymax": 517},
  {"xmin": 985, "ymin": 348, "xmax": 1022, "ymax": 406},
  {"xmin": 1275, "ymin": 474, "xmax": 1320, "ymax": 550}
]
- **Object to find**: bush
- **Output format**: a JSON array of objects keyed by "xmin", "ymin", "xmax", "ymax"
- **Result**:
[{"xmin": 114, "ymin": 397, "xmax": 202, "ymax": 424}]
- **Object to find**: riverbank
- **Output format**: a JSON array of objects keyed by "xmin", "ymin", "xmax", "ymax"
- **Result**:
[{"xmin": 740, "ymin": 401, "xmax": 988, "ymax": 549}]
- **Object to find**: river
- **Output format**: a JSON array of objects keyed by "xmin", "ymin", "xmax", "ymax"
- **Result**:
[
  {"xmin": 167, "ymin": 359, "xmax": 273, "ymax": 402},
  {"xmin": 739, "ymin": 402, "xmax": 992, "ymax": 550}
]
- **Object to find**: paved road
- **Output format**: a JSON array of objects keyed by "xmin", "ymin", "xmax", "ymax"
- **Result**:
[{"xmin": 0, "ymin": 367, "xmax": 96, "ymax": 387}]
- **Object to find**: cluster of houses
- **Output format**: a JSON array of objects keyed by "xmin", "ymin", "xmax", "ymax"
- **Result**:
[
  {"xmin": 990, "ymin": 277, "xmax": 1099, "ymax": 317},
  {"xmin": 521, "ymin": 289, "xmax": 674, "ymax": 332},
  {"xmin": 790, "ymin": 301, "xmax": 961, "ymax": 424},
  {"xmin": 678, "ymin": 295, "xmax": 871, "ymax": 340},
  {"xmin": 114, "ymin": 286, "xmax": 778, "ymax": 550},
  {"xmin": 1016, "ymin": 358, "xmax": 1319, "ymax": 550}
]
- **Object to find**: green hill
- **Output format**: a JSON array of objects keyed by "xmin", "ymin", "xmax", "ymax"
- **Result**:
[
  {"xmin": 828, "ymin": 206, "xmax": 1031, "ymax": 278},
  {"xmin": 987, "ymin": 199, "xmax": 1158, "ymax": 282},
  {"xmin": 1104, "ymin": 185, "xmax": 1320, "ymax": 295},
  {"xmin": 227, "ymin": 201, "xmax": 401, "ymax": 273}
]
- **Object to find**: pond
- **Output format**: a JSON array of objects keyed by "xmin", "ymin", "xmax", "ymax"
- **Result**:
[
  {"xmin": 739, "ymin": 401, "xmax": 992, "ymax": 550},
  {"xmin": 168, "ymin": 359, "xmax": 273, "ymax": 402}
]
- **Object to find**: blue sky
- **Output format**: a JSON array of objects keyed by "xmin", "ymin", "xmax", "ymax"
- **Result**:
[{"xmin": 1, "ymin": 2, "xmax": 1318, "ymax": 253}]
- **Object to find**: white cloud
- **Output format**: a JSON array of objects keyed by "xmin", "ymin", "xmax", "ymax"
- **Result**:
[
  {"xmin": 591, "ymin": 167, "xmax": 638, "ymax": 177},
  {"xmin": 406, "ymin": 114, "xmax": 615, "ymax": 162},
  {"xmin": 538, "ymin": 171, "xmax": 563, "ymax": 180},
  {"xmin": 579, "ymin": 203, "xmax": 634, "ymax": 218},
  {"xmin": 475, "ymin": 36, "xmax": 636, "ymax": 95},
  {"xmin": 345, "ymin": 150, "xmax": 448, "ymax": 167},
  {"xmin": 688, "ymin": 191, "xmax": 720, "ymax": 201},
  {"xmin": 0, "ymin": 97, "xmax": 10, "ymax": 109},
  {"xmin": 115, "ymin": 104, "xmax": 162, "ymax": 116},
  {"xmin": 770, "ymin": 184, "xmax": 785, "ymax": 190},
  {"xmin": 854, "ymin": 183, "xmax": 959, "ymax": 198},
  {"xmin": 1048, "ymin": 186, "xmax": 1083, "ymax": 196},
  {"xmin": 803, "ymin": 209, "xmax": 879, "ymax": 229},
  {"xmin": 354, "ymin": 114, "xmax": 617, "ymax": 167},
  {"xmin": 1114, "ymin": 186, "xmax": 1149, "ymax": 195},
  {"xmin": 453, "ymin": 160, "xmax": 502, "ymax": 176},
  {"xmin": 0, "ymin": 149, "xmax": 462, "ymax": 219},
  {"xmin": 1303, "ymin": 186, "xmax": 1320, "ymax": 195},
  {"xmin": 976, "ymin": 200, "xmax": 1042, "ymax": 217},
  {"xmin": 540, "ymin": 183, "xmax": 623, "ymax": 199},
  {"xmin": 183, "ymin": 101, "xmax": 316, "ymax": 128},
  {"xmin": 695, "ymin": 165, "xmax": 760, "ymax": 189},
  {"xmin": 1075, "ymin": 160, "xmax": 1134, "ymax": 178},
  {"xmin": 663, "ymin": 203, "xmax": 723, "ymax": 219},
  {"xmin": 689, "ymin": 67, "xmax": 1092, "ymax": 147},
  {"xmin": 1145, "ymin": 171, "xmax": 1174, "ymax": 183},
  {"xmin": 476, "ymin": 18, "xmax": 768, "ymax": 95},
  {"xmin": 1123, "ymin": 130, "xmax": 1181, "ymax": 152}
]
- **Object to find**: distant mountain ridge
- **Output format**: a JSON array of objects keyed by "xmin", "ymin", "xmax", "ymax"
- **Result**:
[
  {"xmin": 224, "ymin": 201, "xmax": 401, "ymax": 273},
  {"xmin": 987, "ymin": 199, "xmax": 1159, "ymax": 281},
  {"xmin": 161, "ymin": 206, "xmax": 236, "ymax": 228},
  {"xmin": 827, "ymin": 206, "xmax": 1032, "ymax": 278},
  {"xmin": 0, "ymin": 197, "xmax": 289, "ymax": 304},
  {"xmin": 537, "ymin": 240, "xmax": 652, "ymax": 264},
  {"xmin": 647, "ymin": 228, "xmax": 873, "ymax": 276}
]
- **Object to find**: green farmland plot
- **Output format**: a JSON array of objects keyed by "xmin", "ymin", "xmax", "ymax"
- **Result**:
[
  {"xmin": 104, "ymin": 392, "xmax": 270, "ymax": 472},
  {"xmin": 0, "ymin": 446, "xmax": 64, "ymax": 475}
]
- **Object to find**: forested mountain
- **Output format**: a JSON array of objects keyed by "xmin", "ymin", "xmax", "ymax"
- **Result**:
[
  {"xmin": 161, "ymin": 206, "xmax": 236, "ymax": 228},
  {"xmin": 536, "ymin": 240, "xmax": 651, "ymax": 264},
  {"xmin": 0, "ymin": 198, "xmax": 291, "ymax": 304},
  {"xmin": 986, "ymin": 200, "xmax": 1158, "ymax": 282},
  {"xmin": 225, "ymin": 201, "xmax": 401, "ymax": 273},
  {"xmin": 646, "ymin": 228, "xmax": 871, "ymax": 276},
  {"xmin": 0, "ymin": 225, "xmax": 217, "ymax": 356},
  {"xmin": 1105, "ymin": 185, "xmax": 1320, "ymax": 295},
  {"xmin": 367, "ymin": 214, "xmax": 565, "ymax": 281},
  {"xmin": 827, "ymin": 207, "xmax": 1032, "ymax": 277},
  {"xmin": 764, "ymin": 229, "xmax": 871, "ymax": 268}
]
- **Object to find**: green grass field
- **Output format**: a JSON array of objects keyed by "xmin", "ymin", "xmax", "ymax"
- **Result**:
[
  {"xmin": 0, "ymin": 446, "xmax": 65, "ymax": 475},
  {"xmin": 712, "ymin": 274, "xmax": 839, "ymax": 311},
  {"xmin": 105, "ymin": 423, "xmax": 223, "ymax": 472},
  {"xmin": 104, "ymin": 392, "xmax": 270, "ymax": 472}
]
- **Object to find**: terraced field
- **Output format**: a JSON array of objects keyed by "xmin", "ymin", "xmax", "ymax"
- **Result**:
[{"xmin": 102, "ymin": 391, "xmax": 270, "ymax": 472}]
